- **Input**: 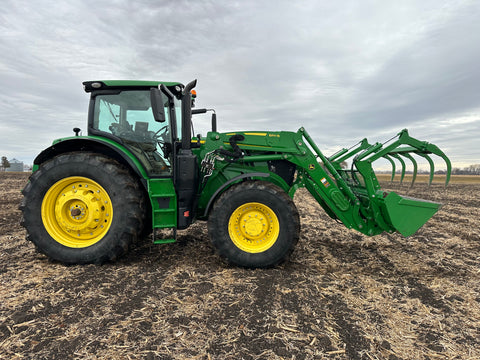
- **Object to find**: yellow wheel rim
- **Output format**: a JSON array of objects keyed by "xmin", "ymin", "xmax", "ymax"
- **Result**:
[
  {"xmin": 41, "ymin": 176, "xmax": 113, "ymax": 248},
  {"xmin": 228, "ymin": 202, "xmax": 279, "ymax": 253}
]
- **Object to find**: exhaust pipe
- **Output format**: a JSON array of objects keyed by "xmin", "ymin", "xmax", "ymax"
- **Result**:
[{"xmin": 181, "ymin": 79, "xmax": 197, "ymax": 150}]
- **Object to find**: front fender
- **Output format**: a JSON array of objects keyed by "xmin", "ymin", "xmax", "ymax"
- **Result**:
[{"xmin": 198, "ymin": 169, "xmax": 291, "ymax": 219}]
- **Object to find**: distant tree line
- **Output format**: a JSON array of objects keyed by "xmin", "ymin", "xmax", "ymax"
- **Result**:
[
  {"xmin": 1, "ymin": 156, "xmax": 10, "ymax": 171},
  {"xmin": 452, "ymin": 164, "xmax": 480, "ymax": 175},
  {"xmin": 1, "ymin": 156, "xmax": 32, "ymax": 172}
]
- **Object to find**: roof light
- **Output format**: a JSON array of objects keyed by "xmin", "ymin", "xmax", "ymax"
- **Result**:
[
  {"xmin": 91, "ymin": 82, "xmax": 102, "ymax": 89},
  {"xmin": 191, "ymin": 89, "xmax": 197, "ymax": 98}
]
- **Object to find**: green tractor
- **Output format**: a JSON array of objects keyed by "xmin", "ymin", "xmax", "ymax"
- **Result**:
[{"xmin": 20, "ymin": 79, "xmax": 451, "ymax": 268}]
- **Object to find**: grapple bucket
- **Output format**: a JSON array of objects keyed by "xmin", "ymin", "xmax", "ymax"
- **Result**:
[
  {"xmin": 327, "ymin": 129, "xmax": 451, "ymax": 236},
  {"xmin": 329, "ymin": 129, "xmax": 451, "ymax": 187}
]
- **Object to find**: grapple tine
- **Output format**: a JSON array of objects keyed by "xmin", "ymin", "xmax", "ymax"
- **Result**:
[
  {"xmin": 411, "ymin": 144, "xmax": 451, "ymax": 186},
  {"xmin": 399, "ymin": 153, "xmax": 417, "ymax": 187},
  {"xmin": 390, "ymin": 154, "xmax": 406, "ymax": 184},
  {"xmin": 443, "ymin": 153, "xmax": 452, "ymax": 186},
  {"xmin": 382, "ymin": 154, "xmax": 396, "ymax": 182},
  {"xmin": 430, "ymin": 150, "xmax": 452, "ymax": 186},
  {"xmin": 415, "ymin": 152, "xmax": 435, "ymax": 186},
  {"xmin": 372, "ymin": 130, "xmax": 451, "ymax": 187},
  {"xmin": 423, "ymin": 150, "xmax": 451, "ymax": 186},
  {"xmin": 396, "ymin": 131, "xmax": 451, "ymax": 186}
]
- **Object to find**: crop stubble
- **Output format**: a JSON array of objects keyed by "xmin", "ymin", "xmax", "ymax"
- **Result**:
[{"xmin": 0, "ymin": 172, "xmax": 479, "ymax": 359}]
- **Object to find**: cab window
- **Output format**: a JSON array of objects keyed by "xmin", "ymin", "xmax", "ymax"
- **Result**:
[{"xmin": 92, "ymin": 90, "xmax": 172, "ymax": 175}]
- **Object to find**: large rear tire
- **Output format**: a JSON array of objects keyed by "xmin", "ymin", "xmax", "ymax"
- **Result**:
[
  {"xmin": 208, "ymin": 181, "xmax": 300, "ymax": 268},
  {"xmin": 20, "ymin": 152, "xmax": 145, "ymax": 264}
]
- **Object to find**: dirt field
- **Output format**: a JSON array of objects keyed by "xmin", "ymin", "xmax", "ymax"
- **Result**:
[{"xmin": 1, "ymin": 172, "xmax": 479, "ymax": 359}]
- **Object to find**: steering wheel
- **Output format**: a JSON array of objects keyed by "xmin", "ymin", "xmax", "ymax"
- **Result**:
[
  {"xmin": 154, "ymin": 125, "xmax": 171, "ymax": 157},
  {"xmin": 155, "ymin": 125, "xmax": 169, "ymax": 142}
]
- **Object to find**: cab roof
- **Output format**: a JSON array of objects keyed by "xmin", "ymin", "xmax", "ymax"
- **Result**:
[{"xmin": 83, "ymin": 80, "xmax": 184, "ymax": 93}]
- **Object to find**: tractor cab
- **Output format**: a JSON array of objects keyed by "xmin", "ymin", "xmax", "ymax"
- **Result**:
[{"xmin": 83, "ymin": 80, "xmax": 185, "ymax": 176}]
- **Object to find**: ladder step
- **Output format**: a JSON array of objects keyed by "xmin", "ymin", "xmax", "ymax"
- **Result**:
[
  {"xmin": 153, "ymin": 238, "xmax": 176, "ymax": 244},
  {"xmin": 154, "ymin": 209, "xmax": 176, "ymax": 213}
]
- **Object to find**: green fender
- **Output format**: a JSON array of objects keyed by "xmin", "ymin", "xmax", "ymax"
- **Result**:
[
  {"xmin": 199, "ymin": 170, "xmax": 292, "ymax": 219},
  {"xmin": 33, "ymin": 136, "xmax": 149, "ymax": 182}
]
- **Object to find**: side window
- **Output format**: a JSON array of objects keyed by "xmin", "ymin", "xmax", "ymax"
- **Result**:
[
  {"xmin": 96, "ymin": 100, "xmax": 120, "ymax": 132},
  {"xmin": 92, "ymin": 90, "xmax": 172, "ymax": 175}
]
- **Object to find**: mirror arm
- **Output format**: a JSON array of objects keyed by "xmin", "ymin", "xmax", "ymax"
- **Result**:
[{"xmin": 159, "ymin": 84, "xmax": 175, "ymax": 104}]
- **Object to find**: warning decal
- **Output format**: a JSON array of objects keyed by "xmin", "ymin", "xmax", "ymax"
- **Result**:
[{"xmin": 320, "ymin": 177, "xmax": 330, "ymax": 188}]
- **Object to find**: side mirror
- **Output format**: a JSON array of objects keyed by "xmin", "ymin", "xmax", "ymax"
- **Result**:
[
  {"xmin": 191, "ymin": 108, "xmax": 217, "ymax": 132},
  {"xmin": 150, "ymin": 88, "xmax": 166, "ymax": 123}
]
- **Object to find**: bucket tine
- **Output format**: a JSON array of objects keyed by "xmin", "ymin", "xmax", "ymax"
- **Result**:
[
  {"xmin": 415, "ymin": 152, "xmax": 435, "ymax": 186},
  {"xmin": 400, "ymin": 153, "xmax": 417, "ymax": 187},
  {"xmin": 383, "ymin": 154, "xmax": 396, "ymax": 182},
  {"xmin": 390, "ymin": 154, "xmax": 406, "ymax": 184}
]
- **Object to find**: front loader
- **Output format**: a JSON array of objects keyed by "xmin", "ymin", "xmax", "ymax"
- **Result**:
[{"xmin": 20, "ymin": 79, "xmax": 451, "ymax": 268}]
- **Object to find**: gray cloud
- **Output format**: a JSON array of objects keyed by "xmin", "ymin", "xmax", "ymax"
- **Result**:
[{"xmin": 0, "ymin": 0, "xmax": 478, "ymax": 170}]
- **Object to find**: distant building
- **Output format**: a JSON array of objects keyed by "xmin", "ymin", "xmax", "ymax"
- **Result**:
[{"xmin": 6, "ymin": 158, "xmax": 24, "ymax": 172}]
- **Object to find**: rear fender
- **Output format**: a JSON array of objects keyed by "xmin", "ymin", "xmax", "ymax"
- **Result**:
[{"xmin": 33, "ymin": 137, "xmax": 149, "ymax": 187}]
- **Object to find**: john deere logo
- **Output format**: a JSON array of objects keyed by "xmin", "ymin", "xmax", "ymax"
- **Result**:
[{"xmin": 308, "ymin": 164, "xmax": 315, "ymax": 170}]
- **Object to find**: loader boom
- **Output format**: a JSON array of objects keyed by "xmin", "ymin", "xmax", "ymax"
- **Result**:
[{"xmin": 196, "ymin": 127, "xmax": 450, "ymax": 238}]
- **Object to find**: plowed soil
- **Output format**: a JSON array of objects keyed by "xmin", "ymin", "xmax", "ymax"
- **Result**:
[{"xmin": 1, "ymin": 172, "xmax": 479, "ymax": 359}]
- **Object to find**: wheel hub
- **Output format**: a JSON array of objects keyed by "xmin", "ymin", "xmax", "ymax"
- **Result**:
[
  {"xmin": 71, "ymin": 208, "xmax": 82, "ymax": 217},
  {"xmin": 41, "ymin": 177, "xmax": 113, "ymax": 248},
  {"xmin": 241, "ymin": 210, "xmax": 266, "ymax": 238},
  {"xmin": 228, "ymin": 202, "xmax": 279, "ymax": 253}
]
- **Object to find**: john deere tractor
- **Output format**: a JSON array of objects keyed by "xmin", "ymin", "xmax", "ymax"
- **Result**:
[{"xmin": 20, "ymin": 79, "xmax": 451, "ymax": 268}]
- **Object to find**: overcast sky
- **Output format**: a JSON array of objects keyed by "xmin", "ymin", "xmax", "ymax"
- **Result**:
[{"xmin": 1, "ymin": 0, "xmax": 479, "ymax": 170}]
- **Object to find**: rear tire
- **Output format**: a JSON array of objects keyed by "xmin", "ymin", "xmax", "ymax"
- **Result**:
[
  {"xmin": 208, "ymin": 181, "xmax": 300, "ymax": 268},
  {"xmin": 20, "ymin": 152, "xmax": 145, "ymax": 264}
]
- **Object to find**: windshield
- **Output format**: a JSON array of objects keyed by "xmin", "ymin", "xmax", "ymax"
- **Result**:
[{"xmin": 92, "ymin": 90, "xmax": 174, "ymax": 175}]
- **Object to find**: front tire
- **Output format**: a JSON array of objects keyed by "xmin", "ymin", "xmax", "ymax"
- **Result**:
[
  {"xmin": 208, "ymin": 181, "xmax": 300, "ymax": 268},
  {"xmin": 20, "ymin": 152, "xmax": 145, "ymax": 264}
]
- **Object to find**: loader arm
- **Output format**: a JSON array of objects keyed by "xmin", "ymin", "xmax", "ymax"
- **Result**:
[{"xmin": 198, "ymin": 127, "xmax": 451, "ymax": 238}]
